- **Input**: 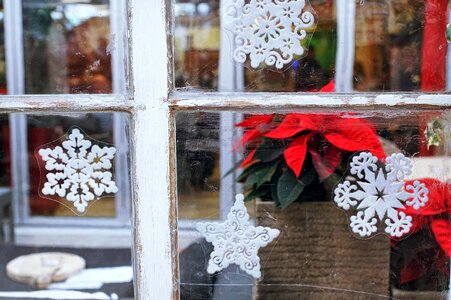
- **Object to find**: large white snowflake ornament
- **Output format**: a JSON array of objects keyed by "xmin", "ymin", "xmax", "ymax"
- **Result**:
[
  {"xmin": 38, "ymin": 128, "xmax": 118, "ymax": 214},
  {"xmin": 223, "ymin": 0, "xmax": 316, "ymax": 69},
  {"xmin": 334, "ymin": 152, "xmax": 429, "ymax": 238},
  {"xmin": 197, "ymin": 194, "xmax": 280, "ymax": 278}
]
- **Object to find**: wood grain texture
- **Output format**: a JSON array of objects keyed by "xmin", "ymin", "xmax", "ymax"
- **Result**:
[
  {"xmin": 256, "ymin": 201, "xmax": 390, "ymax": 300},
  {"xmin": 171, "ymin": 92, "xmax": 451, "ymax": 111},
  {"xmin": 130, "ymin": 0, "xmax": 175, "ymax": 299},
  {"xmin": 392, "ymin": 288, "xmax": 447, "ymax": 300}
]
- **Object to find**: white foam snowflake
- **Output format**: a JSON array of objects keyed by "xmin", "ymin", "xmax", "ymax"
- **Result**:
[
  {"xmin": 197, "ymin": 194, "xmax": 280, "ymax": 278},
  {"xmin": 38, "ymin": 128, "xmax": 118, "ymax": 214},
  {"xmin": 223, "ymin": 0, "xmax": 316, "ymax": 69},
  {"xmin": 334, "ymin": 152, "xmax": 429, "ymax": 238}
]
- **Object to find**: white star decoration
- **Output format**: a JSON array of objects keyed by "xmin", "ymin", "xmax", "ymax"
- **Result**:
[
  {"xmin": 223, "ymin": 0, "xmax": 316, "ymax": 69},
  {"xmin": 334, "ymin": 152, "xmax": 429, "ymax": 238},
  {"xmin": 197, "ymin": 194, "xmax": 280, "ymax": 278},
  {"xmin": 38, "ymin": 128, "xmax": 118, "ymax": 214}
]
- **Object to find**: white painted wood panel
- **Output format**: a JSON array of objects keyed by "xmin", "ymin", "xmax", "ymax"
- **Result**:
[
  {"xmin": 171, "ymin": 92, "xmax": 451, "ymax": 109},
  {"xmin": 129, "ymin": 0, "xmax": 176, "ymax": 299}
]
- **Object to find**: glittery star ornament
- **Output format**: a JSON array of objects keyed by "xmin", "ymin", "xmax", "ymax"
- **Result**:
[{"xmin": 197, "ymin": 194, "xmax": 280, "ymax": 278}]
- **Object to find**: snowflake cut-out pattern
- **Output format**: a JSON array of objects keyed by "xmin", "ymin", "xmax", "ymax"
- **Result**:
[
  {"xmin": 38, "ymin": 128, "xmax": 118, "ymax": 214},
  {"xmin": 224, "ymin": 0, "xmax": 316, "ymax": 69},
  {"xmin": 197, "ymin": 194, "xmax": 280, "ymax": 278},
  {"xmin": 334, "ymin": 152, "xmax": 429, "ymax": 238}
]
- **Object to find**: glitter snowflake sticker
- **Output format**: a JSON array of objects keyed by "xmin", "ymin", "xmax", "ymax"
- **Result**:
[
  {"xmin": 223, "ymin": 0, "xmax": 317, "ymax": 69},
  {"xmin": 197, "ymin": 194, "xmax": 280, "ymax": 278},
  {"xmin": 334, "ymin": 152, "xmax": 429, "ymax": 238},
  {"xmin": 37, "ymin": 128, "xmax": 118, "ymax": 215}
]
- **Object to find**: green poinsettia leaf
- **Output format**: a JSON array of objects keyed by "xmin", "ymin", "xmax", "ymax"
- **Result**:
[
  {"xmin": 270, "ymin": 179, "xmax": 280, "ymax": 206},
  {"xmin": 244, "ymin": 161, "xmax": 279, "ymax": 189},
  {"xmin": 277, "ymin": 169, "xmax": 305, "ymax": 209},
  {"xmin": 222, "ymin": 159, "xmax": 244, "ymax": 178},
  {"xmin": 237, "ymin": 163, "xmax": 261, "ymax": 182},
  {"xmin": 299, "ymin": 167, "xmax": 316, "ymax": 185},
  {"xmin": 254, "ymin": 139, "xmax": 286, "ymax": 162},
  {"xmin": 244, "ymin": 187, "xmax": 268, "ymax": 202}
]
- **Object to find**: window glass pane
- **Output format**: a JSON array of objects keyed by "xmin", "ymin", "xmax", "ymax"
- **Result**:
[
  {"xmin": 17, "ymin": 113, "xmax": 131, "ymax": 219},
  {"xmin": 176, "ymin": 110, "xmax": 451, "ymax": 299},
  {"xmin": 173, "ymin": 0, "xmax": 451, "ymax": 93},
  {"xmin": 174, "ymin": 0, "xmax": 336, "ymax": 92},
  {"xmin": 21, "ymin": 0, "xmax": 126, "ymax": 94},
  {"xmin": 353, "ymin": 0, "xmax": 448, "ymax": 92},
  {"xmin": 176, "ymin": 113, "xmax": 220, "ymax": 220},
  {"xmin": 0, "ymin": 112, "xmax": 134, "ymax": 299}
]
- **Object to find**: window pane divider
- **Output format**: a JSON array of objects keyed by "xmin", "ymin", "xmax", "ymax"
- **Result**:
[
  {"xmin": 170, "ymin": 92, "xmax": 451, "ymax": 109},
  {"xmin": 129, "ymin": 0, "xmax": 177, "ymax": 299},
  {"xmin": 0, "ymin": 94, "xmax": 133, "ymax": 112}
]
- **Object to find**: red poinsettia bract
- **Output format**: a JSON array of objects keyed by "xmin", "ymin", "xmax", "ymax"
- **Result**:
[
  {"xmin": 397, "ymin": 178, "xmax": 451, "ymax": 284},
  {"xmin": 236, "ymin": 113, "xmax": 385, "ymax": 180}
]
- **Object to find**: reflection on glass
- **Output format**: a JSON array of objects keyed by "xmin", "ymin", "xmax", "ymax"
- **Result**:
[
  {"xmin": 354, "ymin": 0, "xmax": 420, "ymax": 91},
  {"xmin": 177, "ymin": 110, "xmax": 451, "ymax": 299},
  {"xmin": 174, "ymin": 2, "xmax": 220, "ymax": 90},
  {"xmin": 354, "ymin": 0, "xmax": 449, "ymax": 92},
  {"xmin": 22, "ymin": 113, "xmax": 125, "ymax": 218},
  {"xmin": 174, "ymin": 0, "xmax": 337, "ymax": 92},
  {"xmin": 22, "ymin": 0, "xmax": 112, "ymax": 94},
  {"xmin": 174, "ymin": 0, "xmax": 451, "ymax": 93},
  {"xmin": 176, "ymin": 113, "xmax": 220, "ymax": 220},
  {"xmin": 0, "ymin": 113, "xmax": 133, "ymax": 299}
]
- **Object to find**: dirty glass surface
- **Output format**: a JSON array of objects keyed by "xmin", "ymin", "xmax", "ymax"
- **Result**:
[
  {"xmin": 174, "ymin": 0, "xmax": 336, "ymax": 92},
  {"xmin": 20, "ymin": 113, "xmax": 131, "ymax": 218},
  {"xmin": 22, "ymin": 0, "xmax": 125, "ymax": 94},
  {"xmin": 0, "ymin": 113, "xmax": 134, "ymax": 300},
  {"xmin": 176, "ymin": 110, "xmax": 451, "ymax": 299},
  {"xmin": 173, "ymin": 0, "xmax": 450, "ymax": 92},
  {"xmin": 353, "ymin": 0, "xmax": 448, "ymax": 92}
]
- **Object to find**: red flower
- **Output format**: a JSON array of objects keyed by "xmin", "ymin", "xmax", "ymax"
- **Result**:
[
  {"xmin": 235, "ymin": 114, "xmax": 275, "ymax": 167},
  {"xmin": 396, "ymin": 178, "xmax": 451, "ymax": 284},
  {"xmin": 308, "ymin": 80, "xmax": 335, "ymax": 92},
  {"xmin": 402, "ymin": 178, "xmax": 451, "ymax": 256},
  {"xmin": 238, "ymin": 113, "xmax": 385, "ymax": 180}
]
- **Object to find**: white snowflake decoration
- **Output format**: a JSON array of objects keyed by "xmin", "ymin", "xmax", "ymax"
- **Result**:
[
  {"xmin": 223, "ymin": 0, "xmax": 316, "ymax": 69},
  {"xmin": 197, "ymin": 194, "xmax": 280, "ymax": 278},
  {"xmin": 38, "ymin": 128, "xmax": 118, "ymax": 214},
  {"xmin": 334, "ymin": 152, "xmax": 429, "ymax": 238}
]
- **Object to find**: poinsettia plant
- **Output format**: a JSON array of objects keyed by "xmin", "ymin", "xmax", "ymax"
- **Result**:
[
  {"xmin": 391, "ymin": 178, "xmax": 451, "ymax": 290},
  {"xmin": 233, "ymin": 113, "xmax": 386, "ymax": 208}
]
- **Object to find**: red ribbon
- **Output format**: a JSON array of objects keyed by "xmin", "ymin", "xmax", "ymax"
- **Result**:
[{"xmin": 421, "ymin": 0, "xmax": 449, "ymax": 91}]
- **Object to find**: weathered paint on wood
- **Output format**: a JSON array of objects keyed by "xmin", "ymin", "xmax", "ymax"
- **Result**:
[
  {"xmin": 171, "ymin": 92, "xmax": 451, "ymax": 111},
  {"xmin": 129, "ymin": 0, "xmax": 177, "ymax": 299}
]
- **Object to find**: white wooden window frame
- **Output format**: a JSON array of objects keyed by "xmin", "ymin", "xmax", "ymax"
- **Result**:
[{"xmin": 0, "ymin": 0, "xmax": 448, "ymax": 299}]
